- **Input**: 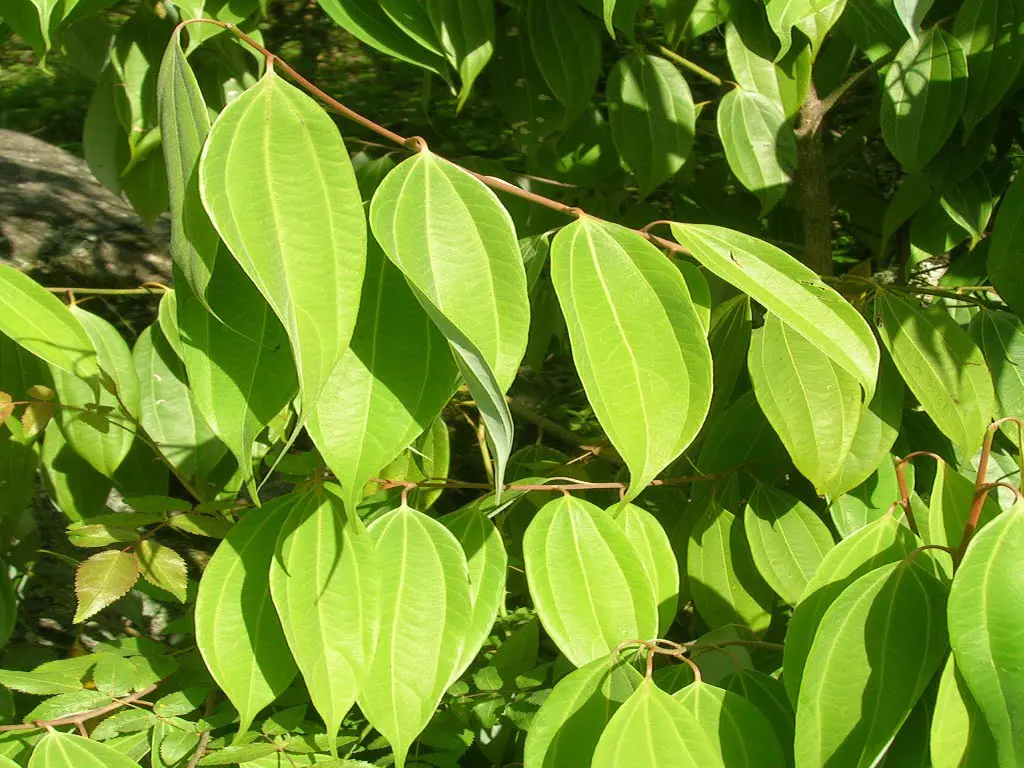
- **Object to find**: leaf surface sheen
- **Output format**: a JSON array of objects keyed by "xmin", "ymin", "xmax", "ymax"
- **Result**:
[
  {"xmin": 674, "ymin": 681, "xmax": 786, "ymax": 767},
  {"xmin": 28, "ymin": 731, "xmax": 143, "ymax": 768},
  {"xmin": 931, "ymin": 654, "xmax": 999, "ymax": 767},
  {"xmin": 614, "ymin": 502, "xmax": 679, "ymax": 634}
]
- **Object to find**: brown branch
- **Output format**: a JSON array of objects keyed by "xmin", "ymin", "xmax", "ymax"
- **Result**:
[
  {"xmin": 955, "ymin": 481, "xmax": 1024, "ymax": 566},
  {"xmin": 0, "ymin": 684, "xmax": 159, "ymax": 733},
  {"xmin": 185, "ymin": 730, "xmax": 212, "ymax": 768}
]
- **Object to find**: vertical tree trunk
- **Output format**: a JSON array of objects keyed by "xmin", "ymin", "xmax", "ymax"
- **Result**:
[{"xmin": 797, "ymin": 84, "xmax": 833, "ymax": 277}]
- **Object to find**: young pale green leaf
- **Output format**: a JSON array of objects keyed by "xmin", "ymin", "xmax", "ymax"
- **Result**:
[
  {"xmin": 987, "ymin": 171, "xmax": 1024, "ymax": 322},
  {"xmin": 670, "ymin": 224, "xmax": 880, "ymax": 398},
  {"xmin": 953, "ymin": 0, "xmax": 1024, "ymax": 136},
  {"xmin": 766, "ymin": 0, "xmax": 843, "ymax": 60},
  {"xmin": 794, "ymin": 559, "xmax": 949, "ymax": 768},
  {"xmin": 307, "ymin": 236, "xmax": 457, "ymax": 515},
  {"xmin": 52, "ymin": 307, "xmax": 140, "ymax": 479},
  {"xmin": 377, "ymin": 0, "xmax": 444, "ymax": 57},
  {"xmin": 157, "ymin": 26, "xmax": 219, "ymax": 305},
  {"xmin": 592, "ymin": 677, "xmax": 722, "ymax": 767},
  {"xmin": 926, "ymin": 461, "xmax": 1000, "ymax": 551},
  {"xmin": 523, "ymin": 496, "xmax": 659, "ymax": 668},
  {"xmin": 723, "ymin": 670, "xmax": 795, "ymax": 764},
  {"xmin": 551, "ymin": 219, "xmax": 711, "ymax": 502},
  {"xmin": 40, "ymin": 420, "xmax": 111, "ymax": 522},
  {"xmin": 749, "ymin": 313, "xmax": 862, "ymax": 493},
  {"xmin": 74, "ymin": 549, "xmax": 140, "ymax": 623},
  {"xmin": 971, "ymin": 311, "xmax": 1024, "ymax": 435},
  {"xmin": 674, "ymin": 681, "xmax": 786, "ymax": 767},
  {"xmin": 0, "ymin": 265, "xmax": 98, "ymax": 382},
  {"xmin": 716, "ymin": 87, "xmax": 797, "ymax": 215},
  {"xmin": 195, "ymin": 495, "xmax": 299, "ymax": 734},
  {"xmin": 931, "ymin": 654, "xmax": 999, "ymax": 767},
  {"xmin": 357, "ymin": 505, "xmax": 472, "ymax": 768},
  {"xmin": 369, "ymin": 150, "xmax": 529, "ymax": 495},
  {"xmin": 607, "ymin": 53, "xmax": 695, "ymax": 195},
  {"xmin": 744, "ymin": 483, "xmax": 835, "ymax": 605},
  {"xmin": 875, "ymin": 290, "xmax": 994, "ymax": 454},
  {"xmin": 523, "ymin": 654, "xmax": 643, "ymax": 768},
  {"xmin": 135, "ymin": 539, "xmax": 188, "ymax": 603},
  {"xmin": 783, "ymin": 514, "xmax": 918, "ymax": 704},
  {"xmin": 441, "ymin": 506, "xmax": 507, "ymax": 682},
  {"xmin": 200, "ymin": 67, "xmax": 366, "ymax": 421},
  {"xmin": 28, "ymin": 731, "xmax": 143, "ymax": 768},
  {"xmin": 527, "ymin": 0, "xmax": 601, "ymax": 125},
  {"xmin": 614, "ymin": 503, "xmax": 679, "ymax": 634},
  {"xmin": 269, "ymin": 485, "xmax": 380, "ymax": 751},
  {"xmin": 881, "ymin": 28, "xmax": 969, "ymax": 171},
  {"xmin": 948, "ymin": 500, "xmax": 1024, "ymax": 767},
  {"xmin": 688, "ymin": 496, "xmax": 775, "ymax": 634},
  {"xmin": 425, "ymin": 0, "xmax": 494, "ymax": 109}
]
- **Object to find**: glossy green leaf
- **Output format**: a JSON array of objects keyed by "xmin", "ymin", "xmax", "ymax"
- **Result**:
[
  {"xmin": 987, "ymin": 171, "xmax": 1024, "ymax": 322},
  {"xmin": 377, "ymin": 0, "xmax": 443, "ymax": 57},
  {"xmin": 676, "ymin": 260, "xmax": 711, "ymax": 334},
  {"xmin": 744, "ymin": 483, "xmax": 835, "ymax": 605},
  {"xmin": 671, "ymin": 224, "xmax": 880, "ymax": 397},
  {"xmin": 357, "ymin": 505, "xmax": 472, "ymax": 768},
  {"xmin": 875, "ymin": 290, "xmax": 994, "ymax": 454},
  {"xmin": 829, "ymin": 452, "xmax": 903, "ymax": 538},
  {"xmin": 0, "ymin": 265, "xmax": 98, "ymax": 382},
  {"xmin": 948, "ymin": 500, "xmax": 1024, "ymax": 767},
  {"xmin": 523, "ymin": 654, "xmax": 643, "ymax": 768},
  {"xmin": 40, "ymin": 420, "xmax": 111, "ymax": 522},
  {"xmin": 28, "ymin": 731, "xmax": 143, "ymax": 768},
  {"xmin": 135, "ymin": 539, "xmax": 187, "ymax": 603},
  {"xmin": 940, "ymin": 171, "xmax": 995, "ymax": 248},
  {"xmin": 592, "ymin": 677, "xmax": 721, "ymax": 767},
  {"xmin": 881, "ymin": 28, "xmax": 969, "ymax": 171},
  {"xmin": 269, "ymin": 485, "xmax": 379, "ymax": 750},
  {"xmin": 675, "ymin": 681, "xmax": 786, "ymax": 767},
  {"xmin": 716, "ymin": 87, "xmax": 797, "ymax": 215},
  {"xmin": 307, "ymin": 236, "xmax": 457, "ymax": 515},
  {"xmin": 74, "ymin": 549, "xmax": 140, "ymax": 623},
  {"xmin": 953, "ymin": 0, "xmax": 1024, "ymax": 135},
  {"xmin": 551, "ymin": 219, "xmax": 711, "ymax": 502},
  {"xmin": 783, "ymin": 514, "xmax": 918, "ymax": 704},
  {"xmin": 614, "ymin": 503, "xmax": 679, "ymax": 634},
  {"xmin": 971, "ymin": 311, "xmax": 1024, "ymax": 435},
  {"xmin": 426, "ymin": 0, "xmax": 494, "ymax": 109},
  {"xmin": 200, "ymin": 67, "xmax": 366, "ymax": 421},
  {"xmin": 926, "ymin": 461, "xmax": 1000, "ymax": 551},
  {"xmin": 931, "ymin": 654, "xmax": 999, "ymax": 767},
  {"xmin": 706, "ymin": 295, "xmax": 751, "ymax": 421},
  {"xmin": 750, "ymin": 313, "xmax": 862, "ymax": 493},
  {"xmin": 794, "ymin": 559, "xmax": 949, "ymax": 767},
  {"xmin": 195, "ymin": 495, "xmax": 299, "ymax": 734},
  {"xmin": 523, "ymin": 496, "xmax": 659, "ymax": 667},
  {"xmin": 527, "ymin": 0, "xmax": 601, "ymax": 125},
  {"xmin": 607, "ymin": 53, "xmax": 695, "ymax": 195},
  {"xmin": 723, "ymin": 669, "xmax": 795, "ymax": 764},
  {"xmin": 369, "ymin": 150, "xmax": 529, "ymax": 494}
]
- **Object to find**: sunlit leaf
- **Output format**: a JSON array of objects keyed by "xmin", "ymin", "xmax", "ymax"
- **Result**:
[
  {"xmin": 614, "ymin": 503, "xmax": 679, "ymax": 634},
  {"xmin": 28, "ymin": 731, "xmax": 143, "ymax": 767},
  {"xmin": 931, "ymin": 654, "xmax": 999, "ymax": 767},
  {"xmin": 426, "ymin": 0, "xmax": 494, "ymax": 109},
  {"xmin": 987, "ymin": 171, "xmax": 1024, "ymax": 322},
  {"xmin": 135, "ymin": 539, "xmax": 187, "ymax": 603},
  {"xmin": 953, "ymin": 0, "xmax": 1024, "ymax": 136},
  {"xmin": 74, "ymin": 549, "xmax": 140, "ymax": 623},
  {"xmin": 675, "ymin": 681, "xmax": 786, "ymax": 767}
]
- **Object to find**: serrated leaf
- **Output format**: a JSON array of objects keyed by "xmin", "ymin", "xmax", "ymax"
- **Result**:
[
  {"xmin": 198, "ymin": 743, "xmax": 277, "ymax": 765},
  {"xmin": 875, "ymin": 290, "xmax": 994, "ymax": 454},
  {"xmin": 369, "ymin": 150, "xmax": 529, "ymax": 495},
  {"xmin": 953, "ymin": 0, "xmax": 1024, "ymax": 136},
  {"xmin": 607, "ymin": 53, "xmax": 695, "ymax": 195},
  {"xmin": 195, "ymin": 495, "xmax": 299, "ymax": 734},
  {"xmin": 524, "ymin": 496, "xmax": 659, "ymax": 667},
  {"xmin": 551, "ymin": 219, "xmax": 711, "ymax": 502},
  {"xmin": 931, "ymin": 654, "xmax": 999, "ymax": 767},
  {"xmin": 0, "ymin": 669, "xmax": 84, "ymax": 696},
  {"xmin": 675, "ymin": 681, "xmax": 786, "ymax": 767},
  {"xmin": 74, "ymin": 549, "xmax": 140, "ymax": 623},
  {"xmin": 948, "ymin": 499, "xmax": 1024, "ymax": 766},
  {"xmin": 357, "ymin": 505, "xmax": 472, "ymax": 768},
  {"xmin": 987, "ymin": 171, "xmax": 1024, "ymax": 322},
  {"xmin": 527, "ymin": 0, "xmax": 600, "ymax": 125},
  {"xmin": 614, "ymin": 503, "xmax": 679, "ymax": 634},
  {"xmin": 200, "ymin": 67, "xmax": 366, "ymax": 423},
  {"xmin": 881, "ymin": 28, "xmax": 969, "ymax": 171},
  {"xmin": 135, "ymin": 539, "xmax": 188, "ymax": 603},
  {"xmin": 426, "ymin": 0, "xmax": 494, "ymax": 109},
  {"xmin": 67, "ymin": 523, "xmax": 139, "ymax": 548},
  {"xmin": 794, "ymin": 559, "xmax": 949, "ymax": 767},
  {"xmin": 269, "ymin": 486, "xmax": 379, "ymax": 750},
  {"xmin": 90, "ymin": 708, "xmax": 158, "ymax": 740},
  {"xmin": 28, "ymin": 731, "xmax": 143, "ymax": 768},
  {"xmin": 25, "ymin": 689, "xmax": 111, "ymax": 722}
]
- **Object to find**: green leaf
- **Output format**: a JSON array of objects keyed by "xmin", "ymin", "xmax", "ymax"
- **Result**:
[
  {"xmin": 783, "ymin": 514, "xmax": 918, "ymax": 704},
  {"xmin": 28, "ymin": 731, "xmax": 143, "ymax": 768},
  {"xmin": 523, "ymin": 653, "xmax": 643, "ymax": 767},
  {"xmin": 523, "ymin": 496, "xmax": 659, "ymax": 668},
  {"xmin": 749, "ymin": 313, "xmax": 862, "ymax": 493},
  {"xmin": 894, "ymin": 0, "xmax": 932, "ymax": 41},
  {"xmin": 987, "ymin": 171, "xmax": 1024, "ymax": 322},
  {"xmin": 670, "ymin": 224, "xmax": 880, "ymax": 397},
  {"xmin": 592, "ymin": 677, "xmax": 721, "ymax": 767},
  {"xmin": 931, "ymin": 654, "xmax": 999, "ymax": 767},
  {"xmin": 794, "ymin": 559, "xmax": 949, "ymax": 767},
  {"xmin": 67, "ymin": 523, "xmax": 139, "ymax": 548},
  {"xmin": 135, "ymin": 539, "xmax": 188, "ymax": 603},
  {"xmin": 195, "ymin": 495, "xmax": 299, "ymax": 734},
  {"xmin": 357, "ymin": 505, "xmax": 472, "ymax": 768},
  {"xmin": 527, "ymin": 0, "xmax": 601, "ymax": 125},
  {"xmin": 940, "ymin": 171, "xmax": 995, "ymax": 248},
  {"xmin": 92, "ymin": 653, "xmax": 136, "ymax": 697},
  {"xmin": 440, "ymin": 506, "xmax": 507, "ymax": 681},
  {"xmin": 426, "ymin": 0, "xmax": 494, "ymax": 109},
  {"xmin": 971, "ymin": 311, "xmax": 1024, "ymax": 437},
  {"xmin": 156, "ymin": 289, "xmax": 183, "ymax": 362},
  {"xmin": 157, "ymin": 26, "xmax": 219, "ymax": 305},
  {"xmin": 269, "ymin": 486, "xmax": 379, "ymax": 750},
  {"xmin": 707, "ymin": 295, "xmax": 752, "ymax": 421},
  {"xmin": 41, "ymin": 413, "xmax": 111, "ymax": 522},
  {"xmin": 307, "ymin": 236, "xmax": 457, "ymax": 514},
  {"xmin": 953, "ymin": 0, "xmax": 1024, "ymax": 135},
  {"xmin": 716, "ymin": 87, "xmax": 797, "ymax": 215},
  {"xmin": 369, "ymin": 150, "xmax": 530, "ymax": 494},
  {"xmin": 551, "ymin": 219, "xmax": 711, "ymax": 501},
  {"xmin": 881, "ymin": 28, "xmax": 969, "ymax": 171},
  {"xmin": 875, "ymin": 289, "xmax": 994, "ymax": 454},
  {"xmin": 766, "ymin": 0, "xmax": 843, "ymax": 60},
  {"xmin": 722, "ymin": 669, "xmax": 795, "ymax": 765},
  {"xmin": 377, "ymin": 0, "xmax": 444, "ymax": 57},
  {"xmin": 674, "ymin": 681, "xmax": 786, "ymax": 767},
  {"xmin": 200, "ymin": 67, "xmax": 366, "ymax": 422},
  {"xmin": 948, "ymin": 499, "xmax": 1024, "ymax": 767},
  {"xmin": 0, "ymin": 265, "xmax": 98, "ymax": 382},
  {"xmin": 744, "ymin": 483, "xmax": 835, "ymax": 605},
  {"xmin": 607, "ymin": 53, "xmax": 695, "ymax": 195},
  {"xmin": 926, "ymin": 461, "xmax": 1000, "ymax": 551},
  {"xmin": 829, "ymin": 452, "xmax": 903, "ymax": 538},
  {"xmin": 74, "ymin": 549, "xmax": 140, "ymax": 623},
  {"xmin": 614, "ymin": 503, "xmax": 679, "ymax": 634}
]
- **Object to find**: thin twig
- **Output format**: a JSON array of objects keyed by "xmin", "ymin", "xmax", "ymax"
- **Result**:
[
  {"xmin": 654, "ymin": 45, "xmax": 725, "ymax": 87},
  {"xmin": 45, "ymin": 285, "xmax": 169, "ymax": 297},
  {"xmin": 0, "ymin": 684, "xmax": 159, "ymax": 733},
  {"xmin": 185, "ymin": 730, "xmax": 212, "ymax": 768}
]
